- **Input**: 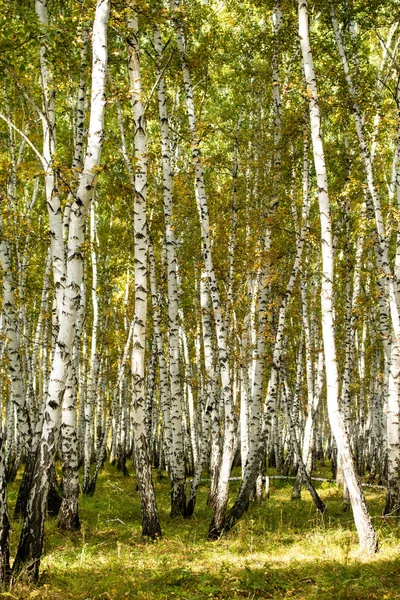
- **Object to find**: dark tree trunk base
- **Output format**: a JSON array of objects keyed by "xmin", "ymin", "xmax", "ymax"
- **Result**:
[
  {"xmin": 83, "ymin": 482, "xmax": 96, "ymax": 496},
  {"xmin": 14, "ymin": 451, "xmax": 37, "ymax": 519},
  {"xmin": 384, "ymin": 491, "xmax": 400, "ymax": 516},
  {"xmin": 170, "ymin": 481, "xmax": 187, "ymax": 518},
  {"xmin": 116, "ymin": 455, "xmax": 130, "ymax": 478},
  {"xmin": 6, "ymin": 458, "xmax": 19, "ymax": 484},
  {"xmin": 291, "ymin": 475, "xmax": 302, "ymax": 500},
  {"xmin": 58, "ymin": 512, "xmax": 80, "ymax": 531},
  {"xmin": 141, "ymin": 518, "xmax": 162, "ymax": 539},
  {"xmin": 13, "ymin": 525, "xmax": 43, "ymax": 584},
  {"xmin": 0, "ymin": 516, "xmax": 10, "ymax": 587},
  {"xmin": 208, "ymin": 491, "xmax": 251, "ymax": 541},
  {"xmin": 47, "ymin": 485, "xmax": 62, "ymax": 517},
  {"xmin": 331, "ymin": 450, "xmax": 337, "ymax": 480},
  {"xmin": 185, "ymin": 497, "xmax": 195, "ymax": 518},
  {"xmin": 58, "ymin": 499, "xmax": 80, "ymax": 531},
  {"xmin": 207, "ymin": 517, "xmax": 222, "ymax": 540},
  {"xmin": 47, "ymin": 466, "xmax": 62, "ymax": 517}
]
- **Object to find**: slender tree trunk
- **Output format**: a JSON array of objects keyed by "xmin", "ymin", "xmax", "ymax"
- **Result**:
[
  {"xmin": 57, "ymin": 362, "xmax": 80, "ymax": 530},
  {"xmin": 172, "ymin": 2, "xmax": 236, "ymax": 534},
  {"xmin": 13, "ymin": 0, "xmax": 110, "ymax": 579},
  {"xmin": 0, "ymin": 435, "xmax": 10, "ymax": 585},
  {"xmin": 209, "ymin": 140, "xmax": 310, "ymax": 537},
  {"xmin": 127, "ymin": 3, "xmax": 161, "ymax": 538},
  {"xmin": 299, "ymin": 0, "xmax": 378, "ymax": 556},
  {"xmin": 83, "ymin": 197, "xmax": 99, "ymax": 493},
  {"xmin": 330, "ymin": 9, "xmax": 400, "ymax": 514},
  {"xmin": 0, "ymin": 219, "xmax": 30, "ymax": 477},
  {"xmin": 199, "ymin": 274, "xmax": 221, "ymax": 509},
  {"xmin": 154, "ymin": 25, "xmax": 187, "ymax": 516},
  {"xmin": 148, "ymin": 242, "xmax": 172, "ymax": 476},
  {"xmin": 282, "ymin": 378, "xmax": 325, "ymax": 513},
  {"xmin": 58, "ymin": 276, "xmax": 85, "ymax": 521},
  {"xmin": 186, "ymin": 274, "xmax": 217, "ymax": 516}
]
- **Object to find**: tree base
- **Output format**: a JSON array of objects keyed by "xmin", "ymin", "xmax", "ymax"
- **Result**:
[
  {"xmin": 57, "ymin": 503, "xmax": 80, "ymax": 531},
  {"xmin": 47, "ymin": 486, "xmax": 62, "ymax": 517}
]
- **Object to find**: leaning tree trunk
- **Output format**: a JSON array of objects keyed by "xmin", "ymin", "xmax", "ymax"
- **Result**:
[
  {"xmin": 330, "ymin": 5, "xmax": 400, "ymax": 516},
  {"xmin": 210, "ymin": 1, "xmax": 284, "ymax": 535},
  {"xmin": 12, "ymin": 0, "xmax": 110, "ymax": 580},
  {"xmin": 0, "ymin": 435, "xmax": 10, "ymax": 586},
  {"xmin": 210, "ymin": 106, "xmax": 311, "ymax": 538},
  {"xmin": 299, "ymin": 0, "xmax": 378, "ymax": 556},
  {"xmin": 282, "ymin": 378, "xmax": 325, "ymax": 513}
]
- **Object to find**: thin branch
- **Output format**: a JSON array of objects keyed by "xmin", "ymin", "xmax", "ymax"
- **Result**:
[
  {"xmin": 143, "ymin": 49, "xmax": 175, "ymax": 114},
  {"xmin": 4, "ymin": 65, "xmax": 45, "ymax": 124},
  {"xmin": 374, "ymin": 28, "xmax": 400, "ymax": 72},
  {"xmin": 0, "ymin": 113, "xmax": 46, "ymax": 168}
]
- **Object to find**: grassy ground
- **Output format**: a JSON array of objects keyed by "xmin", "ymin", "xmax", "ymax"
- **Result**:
[{"xmin": 4, "ymin": 464, "xmax": 400, "ymax": 599}]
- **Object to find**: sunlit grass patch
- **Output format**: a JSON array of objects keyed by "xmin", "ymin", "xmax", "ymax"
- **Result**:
[{"xmin": 4, "ymin": 463, "xmax": 400, "ymax": 599}]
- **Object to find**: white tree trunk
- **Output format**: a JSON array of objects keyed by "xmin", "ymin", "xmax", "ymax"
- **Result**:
[
  {"xmin": 171, "ymin": 0, "xmax": 236, "ymax": 534},
  {"xmin": 127, "ymin": 4, "xmax": 161, "ymax": 537},
  {"xmin": 0, "ymin": 217, "xmax": 30, "ymax": 470},
  {"xmin": 299, "ymin": 0, "xmax": 378, "ymax": 556},
  {"xmin": 35, "ymin": 0, "xmax": 65, "ymax": 326},
  {"xmin": 83, "ymin": 196, "xmax": 99, "ymax": 492},
  {"xmin": 13, "ymin": 0, "xmax": 111, "ymax": 579},
  {"xmin": 154, "ymin": 25, "xmax": 187, "ymax": 516}
]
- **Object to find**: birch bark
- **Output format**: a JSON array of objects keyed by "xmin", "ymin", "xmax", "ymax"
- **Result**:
[
  {"xmin": 187, "ymin": 273, "xmax": 218, "ymax": 515},
  {"xmin": 127, "ymin": 3, "xmax": 161, "ymax": 537},
  {"xmin": 35, "ymin": 0, "xmax": 65, "ymax": 325},
  {"xmin": 331, "ymin": 7, "xmax": 400, "ymax": 515},
  {"xmin": 13, "ymin": 0, "xmax": 110, "ymax": 579},
  {"xmin": 0, "ymin": 218, "xmax": 30, "ymax": 474},
  {"xmin": 0, "ymin": 436, "xmax": 10, "ymax": 585},
  {"xmin": 299, "ymin": 0, "xmax": 378, "ymax": 555},
  {"xmin": 171, "ymin": 0, "xmax": 236, "ymax": 534},
  {"xmin": 211, "ymin": 136, "xmax": 310, "ymax": 536},
  {"xmin": 154, "ymin": 25, "xmax": 187, "ymax": 516},
  {"xmin": 57, "ymin": 28, "xmax": 89, "ymax": 515},
  {"xmin": 83, "ymin": 197, "xmax": 99, "ymax": 493}
]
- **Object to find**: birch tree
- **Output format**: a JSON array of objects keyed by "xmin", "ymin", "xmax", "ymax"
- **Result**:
[
  {"xmin": 154, "ymin": 24, "xmax": 187, "ymax": 517},
  {"xmin": 171, "ymin": 0, "xmax": 237, "ymax": 535},
  {"xmin": 298, "ymin": 0, "xmax": 378, "ymax": 556},
  {"xmin": 13, "ymin": 0, "xmax": 111, "ymax": 579},
  {"xmin": 127, "ymin": 2, "xmax": 162, "ymax": 538}
]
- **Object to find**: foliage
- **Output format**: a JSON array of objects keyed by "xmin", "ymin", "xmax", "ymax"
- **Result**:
[{"xmin": 1, "ymin": 0, "xmax": 400, "ymax": 589}]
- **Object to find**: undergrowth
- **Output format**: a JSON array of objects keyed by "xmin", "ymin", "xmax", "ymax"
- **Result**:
[{"xmin": 3, "ymin": 463, "xmax": 400, "ymax": 599}]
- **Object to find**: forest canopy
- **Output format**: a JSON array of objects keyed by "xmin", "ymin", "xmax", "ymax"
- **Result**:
[{"xmin": 0, "ymin": 0, "xmax": 400, "ymax": 589}]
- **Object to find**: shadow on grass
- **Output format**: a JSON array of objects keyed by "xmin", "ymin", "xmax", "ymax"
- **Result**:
[
  {"xmin": 7, "ymin": 554, "xmax": 400, "ymax": 600},
  {"xmin": 4, "ymin": 468, "xmax": 395, "ymax": 600}
]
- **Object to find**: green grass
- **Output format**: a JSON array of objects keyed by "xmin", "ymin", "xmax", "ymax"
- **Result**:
[{"xmin": 4, "ymin": 464, "xmax": 400, "ymax": 599}]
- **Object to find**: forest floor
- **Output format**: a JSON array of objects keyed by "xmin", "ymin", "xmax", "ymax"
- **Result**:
[{"xmin": 4, "ymin": 463, "xmax": 400, "ymax": 600}]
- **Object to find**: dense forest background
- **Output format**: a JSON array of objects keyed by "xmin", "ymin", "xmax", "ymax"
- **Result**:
[{"xmin": 1, "ymin": 0, "xmax": 400, "ymax": 594}]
